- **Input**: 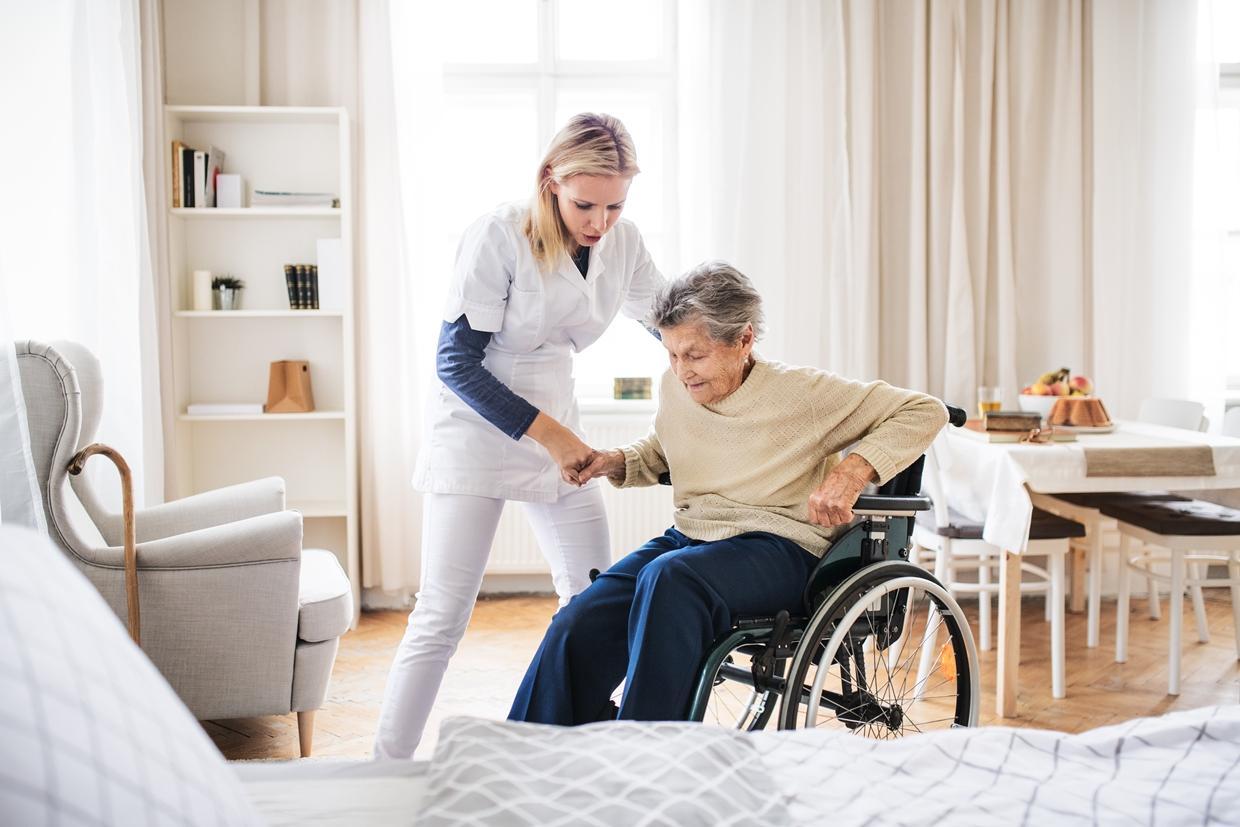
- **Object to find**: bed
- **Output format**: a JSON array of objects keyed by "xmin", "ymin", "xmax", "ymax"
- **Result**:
[
  {"xmin": 3, "ymin": 525, "xmax": 1237, "ymax": 826},
  {"xmin": 236, "ymin": 705, "xmax": 1240, "ymax": 826}
]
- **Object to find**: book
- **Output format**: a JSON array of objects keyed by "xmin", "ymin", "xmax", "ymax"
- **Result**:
[
  {"xmin": 204, "ymin": 145, "xmax": 225, "ymax": 208},
  {"xmin": 252, "ymin": 190, "xmax": 337, "ymax": 207},
  {"xmin": 170, "ymin": 140, "xmax": 185, "ymax": 208},
  {"xmin": 181, "ymin": 146, "xmax": 195, "ymax": 207},
  {"xmin": 316, "ymin": 238, "xmax": 345, "ymax": 311},
  {"xmin": 296, "ymin": 264, "xmax": 310, "ymax": 309},
  {"xmin": 193, "ymin": 150, "xmax": 206, "ymax": 208},
  {"xmin": 983, "ymin": 410, "xmax": 1043, "ymax": 432},
  {"xmin": 309, "ymin": 264, "xmax": 319, "ymax": 309},
  {"xmin": 961, "ymin": 419, "xmax": 1077, "ymax": 443},
  {"xmin": 187, "ymin": 403, "xmax": 264, "ymax": 416},
  {"xmin": 284, "ymin": 264, "xmax": 299, "ymax": 309}
]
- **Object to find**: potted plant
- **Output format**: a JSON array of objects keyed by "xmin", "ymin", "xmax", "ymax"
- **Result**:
[{"xmin": 211, "ymin": 275, "xmax": 245, "ymax": 311}]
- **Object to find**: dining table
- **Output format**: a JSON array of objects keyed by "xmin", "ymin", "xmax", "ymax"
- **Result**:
[{"xmin": 935, "ymin": 419, "xmax": 1240, "ymax": 717}]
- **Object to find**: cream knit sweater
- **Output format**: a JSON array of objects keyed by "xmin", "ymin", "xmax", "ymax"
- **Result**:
[{"xmin": 615, "ymin": 357, "xmax": 948, "ymax": 557}]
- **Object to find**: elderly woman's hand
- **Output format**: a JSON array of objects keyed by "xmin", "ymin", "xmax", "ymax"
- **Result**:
[
  {"xmin": 577, "ymin": 449, "xmax": 626, "ymax": 485},
  {"xmin": 807, "ymin": 454, "xmax": 878, "ymax": 528}
]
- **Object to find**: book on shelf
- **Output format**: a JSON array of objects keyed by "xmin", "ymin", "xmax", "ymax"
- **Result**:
[
  {"xmin": 284, "ymin": 264, "xmax": 299, "ymax": 309},
  {"xmin": 170, "ymin": 140, "xmax": 185, "ymax": 208},
  {"xmin": 252, "ymin": 189, "xmax": 338, "ymax": 208},
  {"xmin": 283, "ymin": 263, "xmax": 321, "ymax": 309},
  {"xmin": 186, "ymin": 403, "xmax": 264, "ymax": 416},
  {"xmin": 181, "ymin": 146, "xmax": 194, "ymax": 207},
  {"xmin": 170, "ymin": 141, "xmax": 226, "ymax": 208},
  {"xmin": 204, "ymin": 146, "xmax": 225, "ymax": 207},
  {"xmin": 192, "ymin": 149, "xmax": 206, "ymax": 208}
]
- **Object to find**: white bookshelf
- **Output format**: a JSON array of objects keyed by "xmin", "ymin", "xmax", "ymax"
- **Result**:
[{"xmin": 162, "ymin": 105, "xmax": 359, "ymax": 623}]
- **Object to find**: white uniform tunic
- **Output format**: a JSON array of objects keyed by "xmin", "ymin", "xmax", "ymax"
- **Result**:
[{"xmin": 413, "ymin": 202, "xmax": 664, "ymax": 503}]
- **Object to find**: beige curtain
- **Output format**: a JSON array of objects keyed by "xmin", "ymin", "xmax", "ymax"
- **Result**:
[
  {"xmin": 139, "ymin": 0, "xmax": 173, "ymax": 505},
  {"xmin": 680, "ymin": 0, "xmax": 1195, "ymax": 418}
]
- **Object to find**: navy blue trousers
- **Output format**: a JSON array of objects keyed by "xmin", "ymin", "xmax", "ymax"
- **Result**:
[{"xmin": 508, "ymin": 527, "xmax": 816, "ymax": 725}]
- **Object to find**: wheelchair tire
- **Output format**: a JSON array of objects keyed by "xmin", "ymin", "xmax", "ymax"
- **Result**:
[{"xmin": 778, "ymin": 561, "xmax": 980, "ymax": 735}]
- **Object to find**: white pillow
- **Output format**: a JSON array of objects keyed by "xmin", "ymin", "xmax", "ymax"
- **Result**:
[
  {"xmin": 0, "ymin": 525, "xmax": 262, "ymax": 826},
  {"xmin": 417, "ymin": 716, "xmax": 789, "ymax": 825}
]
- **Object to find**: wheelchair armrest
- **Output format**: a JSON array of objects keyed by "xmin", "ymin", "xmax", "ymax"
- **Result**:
[{"xmin": 852, "ymin": 494, "xmax": 932, "ymax": 516}]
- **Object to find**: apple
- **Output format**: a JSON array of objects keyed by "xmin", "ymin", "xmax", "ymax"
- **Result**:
[
  {"xmin": 1069, "ymin": 375, "xmax": 1093, "ymax": 396},
  {"xmin": 1049, "ymin": 381, "xmax": 1070, "ymax": 396},
  {"xmin": 1028, "ymin": 382, "xmax": 1050, "ymax": 396}
]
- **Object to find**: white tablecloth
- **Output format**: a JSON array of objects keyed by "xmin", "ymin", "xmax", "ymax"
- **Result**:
[{"xmin": 936, "ymin": 421, "xmax": 1240, "ymax": 552}]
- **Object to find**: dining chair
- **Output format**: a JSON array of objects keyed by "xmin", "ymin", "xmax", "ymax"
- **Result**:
[
  {"xmin": 1108, "ymin": 498, "xmax": 1240, "ymax": 694},
  {"xmin": 1033, "ymin": 396, "xmax": 1214, "ymax": 650},
  {"xmin": 911, "ymin": 442, "xmax": 1085, "ymax": 699},
  {"xmin": 1137, "ymin": 398, "xmax": 1207, "ymax": 432},
  {"xmin": 1224, "ymin": 407, "xmax": 1240, "ymax": 438}
]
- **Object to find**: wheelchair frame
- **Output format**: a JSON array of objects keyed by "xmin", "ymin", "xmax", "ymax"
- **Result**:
[{"xmin": 685, "ymin": 406, "xmax": 980, "ymax": 732}]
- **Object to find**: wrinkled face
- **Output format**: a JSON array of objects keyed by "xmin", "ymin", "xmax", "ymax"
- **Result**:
[
  {"xmin": 550, "ymin": 174, "xmax": 632, "ymax": 248},
  {"xmin": 660, "ymin": 319, "xmax": 755, "ymax": 405}
]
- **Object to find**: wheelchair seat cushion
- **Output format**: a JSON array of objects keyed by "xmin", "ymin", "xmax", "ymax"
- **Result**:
[
  {"xmin": 1098, "ymin": 499, "xmax": 1240, "ymax": 537},
  {"xmin": 918, "ymin": 506, "xmax": 1086, "ymax": 540}
]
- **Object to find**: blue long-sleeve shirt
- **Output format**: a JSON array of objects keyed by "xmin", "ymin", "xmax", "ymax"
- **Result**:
[{"xmin": 436, "ymin": 315, "xmax": 540, "ymax": 440}]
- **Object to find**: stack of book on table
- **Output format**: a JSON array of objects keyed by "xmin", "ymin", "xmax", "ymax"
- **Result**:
[{"xmin": 961, "ymin": 411, "xmax": 1077, "ymax": 442}]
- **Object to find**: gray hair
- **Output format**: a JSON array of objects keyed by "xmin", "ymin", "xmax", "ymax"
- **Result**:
[{"xmin": 647, "ymin": 261, "xmax": 765, "ymax": 344}]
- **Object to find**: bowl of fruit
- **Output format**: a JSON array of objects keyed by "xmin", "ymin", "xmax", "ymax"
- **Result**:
[{"xmin": 1019, "ymin": 368, "xmax": 1094, "ymax": 422}]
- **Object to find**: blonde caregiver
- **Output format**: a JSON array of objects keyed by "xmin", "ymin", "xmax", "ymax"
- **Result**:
[{"xmin": 373, "ymin": 114, "xmax": 665, "ymax": 758}]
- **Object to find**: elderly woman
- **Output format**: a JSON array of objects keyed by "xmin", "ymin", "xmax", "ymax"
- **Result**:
[{"xmin": 508, "ymin": 261, "xmax": 948, "ymax": 725}]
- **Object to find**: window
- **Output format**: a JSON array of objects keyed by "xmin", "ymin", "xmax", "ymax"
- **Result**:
[
  {"xmin": 398, "ymin": 0, "xmax": 678, "ymax": 399},
  {"xmin": 1192, "ymin": 1, "xmax": 1240, "ymax": 400}
]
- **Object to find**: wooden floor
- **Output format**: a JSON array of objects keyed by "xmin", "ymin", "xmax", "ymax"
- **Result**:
[{"xmin": 207, "ymin": 592, "xmax": 1240, "ymax": 761}]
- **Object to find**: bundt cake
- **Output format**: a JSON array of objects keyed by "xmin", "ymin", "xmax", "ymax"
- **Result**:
[{"xmin": 1048, "ymin": 397, "xmax": 1112, "ymax": 427}]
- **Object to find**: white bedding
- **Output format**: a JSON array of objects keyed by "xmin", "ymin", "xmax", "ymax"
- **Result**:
[
  {"xmin": 234, "ymin": 760, "xmax": 429, "ymax": 826},
  {"xmin": 236, "ymin": 705, "xmax": 1240, "ymax": 826}
]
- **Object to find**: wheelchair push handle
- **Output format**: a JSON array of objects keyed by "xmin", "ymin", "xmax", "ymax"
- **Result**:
[{"xmin": 945, "ymin": 403, "xmax": 967, "ymax": 428}]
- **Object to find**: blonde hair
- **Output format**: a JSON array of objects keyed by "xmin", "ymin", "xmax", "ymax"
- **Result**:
[{"xmin": 523, "ymin": 113, "xmax": 639, "ymax": 268}]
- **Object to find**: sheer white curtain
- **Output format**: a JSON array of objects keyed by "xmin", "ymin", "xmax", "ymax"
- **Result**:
[
  {"xmin": 679, "ymin": 1, "xmax": 1196, "ymax": 417},
  {"xmin": 1091, "ymin": 0, "xmax": 1199, "ymax": 421},
  {"xmin": 0, "ymin": 0, "xmax": 162, "ymax": 509},
  {"xmin": 1186, "ymin": 0, "xmax": 1238, "ymax": 428},
  {"xmin": 0, "ymin": 299, "xmax": 44, "ymax": 532},
  {"xmin": 355, "ymin": 0, "xmax": 435, "ymax": 598}
]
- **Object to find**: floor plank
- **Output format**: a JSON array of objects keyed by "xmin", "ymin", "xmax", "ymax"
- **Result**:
[{"xmin": 208, "ymin": 592, "xmax": 1240, "ymax": 761}]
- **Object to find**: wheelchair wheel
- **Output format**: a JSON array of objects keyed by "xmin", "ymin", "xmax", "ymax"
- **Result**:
[
  {"xmin": 697, "ymin": 643, "xmax": 781, "ymax": 731},
  {"xmin": 779, "ymin": 561, "xmax": 979, "ymax": 735}
]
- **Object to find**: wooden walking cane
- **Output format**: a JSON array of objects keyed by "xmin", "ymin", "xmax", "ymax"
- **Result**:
[{"xmin": 68, "ymin": 445, "xmax": 140, "ymax": 646}]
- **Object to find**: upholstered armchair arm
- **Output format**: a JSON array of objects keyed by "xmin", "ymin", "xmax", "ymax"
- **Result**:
[
  {"xmin": 85, "ymin": 477, "xmax": 287, "ymax": 546},
  {"xmin": 72, "ymin": 509, "xmax": 302, "ymax": 570}
]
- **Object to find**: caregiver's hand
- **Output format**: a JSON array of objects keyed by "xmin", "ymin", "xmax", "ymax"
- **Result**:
[
  {"xmin": 527, "ymin": 413, "xmax": 594, "ymax": 485},
  {"xmin": 807, "ymin": 454, "xmax": 877, "ymax": 528},
  {"xmin": 577, "ymin": 449, "xmax": 626, "ymax": 485}
]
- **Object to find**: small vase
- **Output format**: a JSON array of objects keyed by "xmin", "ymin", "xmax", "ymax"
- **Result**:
[{"xmin": 213, "ymin": 287, "xmax": 242, "ymax": 311}]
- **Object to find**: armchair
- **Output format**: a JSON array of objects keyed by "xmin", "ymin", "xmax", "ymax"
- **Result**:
[{"xmin": 15, "ymin": 340, "xmax": 351, "ymax": 756}]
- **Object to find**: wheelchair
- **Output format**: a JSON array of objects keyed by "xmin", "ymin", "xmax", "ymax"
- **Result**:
[{"xmin": 681, "ymin": 404, "xmax": 980, "ymax": 737}]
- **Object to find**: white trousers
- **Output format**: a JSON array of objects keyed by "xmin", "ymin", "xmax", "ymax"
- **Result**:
[{"xmin": 373, "ymin": 485, "xmax": 611, "ymax": 759}]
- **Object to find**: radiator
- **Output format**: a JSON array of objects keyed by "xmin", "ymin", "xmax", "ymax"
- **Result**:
[{"xmin": 486, "ymin": 404, "xmax": 674, "ymax": 574}]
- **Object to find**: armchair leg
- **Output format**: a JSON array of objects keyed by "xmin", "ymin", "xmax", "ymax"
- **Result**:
[{"xmin": 297, "ymin": 710, "xmax": 316, "ymax": 758}]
